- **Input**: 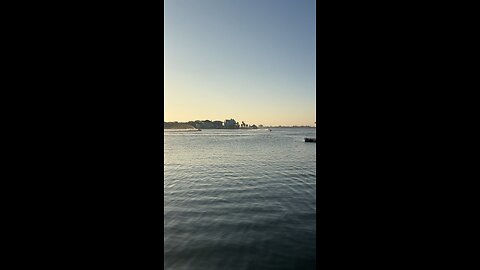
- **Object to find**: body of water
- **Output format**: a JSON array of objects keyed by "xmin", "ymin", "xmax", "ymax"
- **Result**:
[{"xmin": 164, "ymin": 128, "xmax": 316, "ymax": 270}]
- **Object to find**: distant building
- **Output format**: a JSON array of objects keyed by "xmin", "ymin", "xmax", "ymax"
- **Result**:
[{"xmin": 224, "ymin": 119, "xmax": 237, "ymax": 129}]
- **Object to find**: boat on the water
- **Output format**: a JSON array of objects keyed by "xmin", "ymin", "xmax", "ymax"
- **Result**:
[{"xmin": 304, "ymin": 138, "xmax": 316, "ymax": 143}]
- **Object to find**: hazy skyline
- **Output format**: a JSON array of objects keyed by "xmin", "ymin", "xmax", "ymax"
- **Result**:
[{"xmin": 164, "ymin": 0, "xmax": 316, "ymax": 126}]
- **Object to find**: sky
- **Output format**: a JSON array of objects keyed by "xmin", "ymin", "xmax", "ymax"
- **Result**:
[{"xmin": 164, "ymin": 0, "xmax": 316, "ymax": 126}]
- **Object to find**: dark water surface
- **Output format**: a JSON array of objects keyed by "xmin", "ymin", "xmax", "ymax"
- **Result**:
[{"xmin": 164, "ymin": 128, "xmax": 316, "ymax": 270}]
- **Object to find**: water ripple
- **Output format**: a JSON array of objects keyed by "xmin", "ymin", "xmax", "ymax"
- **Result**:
[{"xmin": 165, "ymin": 128, "xmax": 316, "ymax": 270}]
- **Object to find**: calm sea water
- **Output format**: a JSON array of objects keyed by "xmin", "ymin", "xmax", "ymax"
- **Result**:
[{"xmin": 164, "ymin": 128, "xmax": 316, "ymax": 270}]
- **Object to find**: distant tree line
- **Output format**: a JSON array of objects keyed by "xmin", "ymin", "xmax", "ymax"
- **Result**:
[
  {"xmin": 164, "ymin": 119, "xmax": 258, "ymax": 129},
  {"xmin": 163, "ymin": 122, "xmax": 196, "ymax": 129}
]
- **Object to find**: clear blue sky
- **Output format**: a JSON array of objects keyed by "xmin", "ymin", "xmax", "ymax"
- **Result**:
[{"xmin": 165, "ymin": 0, "xmax": 316, "ymax": 126}]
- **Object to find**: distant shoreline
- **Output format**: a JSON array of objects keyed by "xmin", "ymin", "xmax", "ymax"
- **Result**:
[
  {"xmin": 164, "ymin": 120, "xmax": 315, "ymax": 129},
  {"xmin": 163, "ymin": 122, "xmax": 196, "ymax": 129},
  {"xmin": 163, "ymin": 126, "xmax": 316, "ymax": 129}
]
